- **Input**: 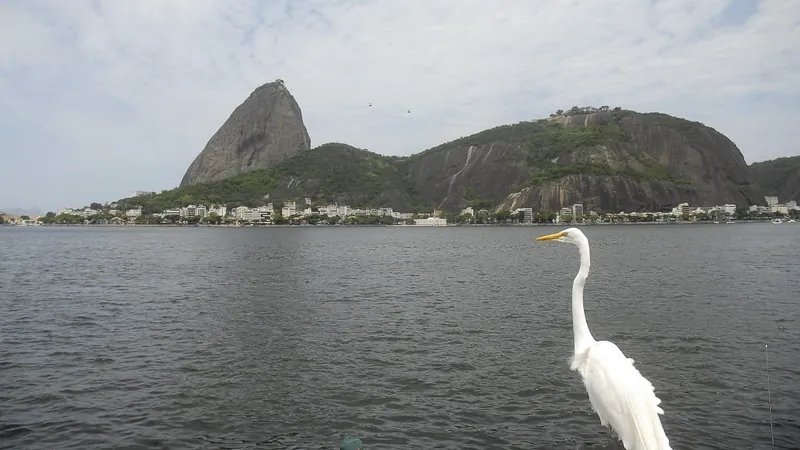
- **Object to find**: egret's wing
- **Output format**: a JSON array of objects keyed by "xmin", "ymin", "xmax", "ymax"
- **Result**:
[{"xmin": 581, "ymin": 341, "xmax": 672, "ymax": 450}]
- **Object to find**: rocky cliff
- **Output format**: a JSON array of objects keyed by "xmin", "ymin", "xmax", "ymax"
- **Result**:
[
  {"xmin": 749, "ymin": 155, "xmax": 800, "ymax": 202},
  {"xmin": 180, "ymin": 80, "xmax": 311, "ymax": 187},
  {"xmin": 406, "ymin": 109, "xmax": 761, "ymax": 212},
  {"xmin": 162, "ymin": 89, "xmax": 763, "ymax": 213}
]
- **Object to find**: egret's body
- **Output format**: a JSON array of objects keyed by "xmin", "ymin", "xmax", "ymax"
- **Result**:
[{"xmin": 536, "ymin": 228, "xmax": 672, "ymax": 450}]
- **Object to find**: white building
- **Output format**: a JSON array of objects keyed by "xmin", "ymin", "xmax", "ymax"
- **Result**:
[
  {"xmin": 125, "ymin": 208, "xmax": 142, "ymax": 218},
  {"xmin": 513, "ymin": 207, "xmax": 533, "ymax": 223},
  {"xmin": 235, "ymin": 206, "xmax": 273, "ymax": 223},
  {"xmin": 749, "ymin": 205, "xmax": 772, "ymax": 214},
  {"xmin": 234, "ymin": 206, "xmax": 249, "ymax": 219},
  {"xmin": 241, "ymin": 210, "xmax": 262, "ymax": 221},
  {"xmin": 414, "ymin": 216, "xmax": 447, "ymax": 226},
  {"xmin": 572, "ymin": 203, "xmax": 584, "ymax": 219},
  {"xmin": 209, "ymin": 205, "xmax": 227, "ymax": 217},
  {"xmin": 282, "ymin": 201, "xmax": 297, "ymax": 217},
  {"xmin": 672, "ymin": 202, "xmax": 690, "ymax": 218},
  {"xmin": 773, "ymin": 204, "xmax": 789, "ymax": 215},
  {"xmin": 719, "ymin": 204, "xmax": 737, "ymax": 215}
]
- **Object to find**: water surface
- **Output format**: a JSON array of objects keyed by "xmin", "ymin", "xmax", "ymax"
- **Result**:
[{"xmin": 1, "ymin": 224, "xmax": 798, "ymax": 449}]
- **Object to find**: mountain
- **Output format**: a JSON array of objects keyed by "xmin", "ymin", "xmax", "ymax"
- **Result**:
[
  {"xmin": 749, "ymin": 155, "xmax": 800, "ymax": 202},
  {"xmin": 179, "ymin": 79, "xmax": 311, "ymax": 187},
  {"xmin": 0, "ymin": 207, "xmax": 43, "ymax": 217},
  {"xmin": 404, "ymin": 107, "xmax": 760, "ymax": 212},
  {"xmin": 119, "ymin": 82, "xmax": 765, "ymax": 214},
  {"xmin": 120, "ymin": 143, "xmax": 430, "ymax": 214}
]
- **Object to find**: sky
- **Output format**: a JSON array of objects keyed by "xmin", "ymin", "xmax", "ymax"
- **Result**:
[{"xmin": 1, "ymin": 0, "xmax": 799, "ymax": 212}]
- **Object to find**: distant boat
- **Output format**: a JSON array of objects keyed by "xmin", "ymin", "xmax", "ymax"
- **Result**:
[
  {"xmin": 726, "ymin": 219, "xmax": 735, "ymax": 224},
  {"xmin": 771, "ymin": 218, "xmax": 783, "ymax": 224},
  {"xmin": 788, "ymin": 219, "xmax": 796, "ymax": 223}
]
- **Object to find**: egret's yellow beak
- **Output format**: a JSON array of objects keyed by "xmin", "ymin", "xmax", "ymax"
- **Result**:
[{"xmin": 536, "ymin": 230, "xmax": 568, "ymax": 241}]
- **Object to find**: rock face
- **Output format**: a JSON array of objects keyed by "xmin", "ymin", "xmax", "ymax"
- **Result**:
[
  {"xmin": 405, "ymin": 142, "xmax": 530, "ymax": 209},
  {"xmin": 406, "ymin": 110, "xmax": 762, "ymax": 212},
  {"xmin": 749, "ymin": 156, "xmax": 800, "ymax": 203},
  {"xmin": 180, "ymin": 80, "xmax": 311, "ymax": 187},
  {"xmin": 172, "ymin": 85, "xmax": 763, "ymax": 213}
]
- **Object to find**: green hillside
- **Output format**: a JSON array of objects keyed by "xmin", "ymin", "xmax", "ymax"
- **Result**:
[
  {"xmin": 749, "ymin": 155, "xmax": 800, "ymax": 202},
  {"xmin": 116, "ymin": 143, "xmax": 429, "ymax": 213}
]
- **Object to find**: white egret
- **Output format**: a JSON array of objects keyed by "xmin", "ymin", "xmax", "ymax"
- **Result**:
[{"xmin": 536, "ymin": 227, "xmax": 672, "ymax": 450}]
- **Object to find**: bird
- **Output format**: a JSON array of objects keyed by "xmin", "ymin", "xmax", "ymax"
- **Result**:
[{"xmin": 536, "ymin": 227, "xmax": 672, "ymax": 450}]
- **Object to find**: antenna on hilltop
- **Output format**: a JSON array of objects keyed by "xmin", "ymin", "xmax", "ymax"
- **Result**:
[{"xmin": 765, "ymin": 344, "xmax": 775, "ymax": 449}]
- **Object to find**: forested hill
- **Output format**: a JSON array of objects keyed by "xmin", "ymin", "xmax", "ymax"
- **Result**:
[
  {"xmin": 117, "ymin": 100, "xmax": 763, "ymax": 213},
  {"xmin": 749, "ymin": 155, "xmax": 800, "ymax": 202},
  {"xmin": 117, "ymin": 143, "xmax": 430, "ymax": 213}
]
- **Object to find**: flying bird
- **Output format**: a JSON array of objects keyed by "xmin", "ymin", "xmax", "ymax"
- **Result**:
[{"xmin": 536, "ymin": 227, "xmax": 672, "ymax": 450}]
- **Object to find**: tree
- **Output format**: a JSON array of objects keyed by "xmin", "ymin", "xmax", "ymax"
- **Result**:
[
  {"xmin": 735, "ymin": 207, "xmax": 750, "ymax": 220},
  {"xmin": 40, "ymin": 212, "xmax": 56, "ymax": 224},
  {"xmin": 556, "ymin": 109, "xmax": 564, "ymax": 115},
  {"xmin": 599, "ymin": 105, "xmax": 609, "ymax": 111},
  {"xmin": 0, "ymin": 215, "xmax": 4, "ymax": 224},
  {"xmin": 206, "ymin": 212, "xmax": 221, "ymax": 224},
  {"xmin": 494, "ymin": 210, "xmax": 511, "ymax": 223},
  {"xmin": 20, "ymin": 215, "xmax": 30, "ymax": 221},
  {"xmin": 90, "ymin": 202, "xmax": 103, "ymax": 210},
  {"xmin": 534, "ymin": 211, "xmax": 556, "ymax": 223}
]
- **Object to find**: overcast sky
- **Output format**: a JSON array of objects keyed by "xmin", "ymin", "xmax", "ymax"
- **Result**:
[{"xmin": 1, "ymin": 0, "xmax": 798, "ymax": 212}]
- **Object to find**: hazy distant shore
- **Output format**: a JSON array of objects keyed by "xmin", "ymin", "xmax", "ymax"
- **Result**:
[{"xmin": 2, "ymin": 220, "xmax": 779, "ymax": 229}]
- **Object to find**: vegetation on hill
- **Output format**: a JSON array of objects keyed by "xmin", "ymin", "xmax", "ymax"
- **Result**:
[
  {"xmin": 409, "ymin": 107, "xmax": 690, "ymax": 191},
  {"xmin": 749, "ymin": 155, "xmax": 800, "ymax": 202},
  {"xmin": 525, "ymin": 162, "xmax": 688, "ymax": 187},
  {"xmin": 117, "ymin": 143, "xmax": 430, "ymax": 213},
  {"xmin": 415, "ymin": 118, "xmax": 630, "ymax": 166},
  {"xmin": 110, "ymin": 106, "xmax": 730, "ymax": 212}
]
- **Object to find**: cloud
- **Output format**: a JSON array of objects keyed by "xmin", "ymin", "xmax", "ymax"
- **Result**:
[{"xmin": 1, "ymin": 0, "xmax": 798, "ymax": 210}]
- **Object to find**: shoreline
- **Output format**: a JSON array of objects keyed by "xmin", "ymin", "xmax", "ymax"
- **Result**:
[{"xmin": 2, "ymin": 220, "xmax": 785, "ymax": 229}]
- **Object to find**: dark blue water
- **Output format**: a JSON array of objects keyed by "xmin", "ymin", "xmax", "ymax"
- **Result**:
[{"xmin": 0, "ymin": 224, "xmax": 798, "ymax": 449}]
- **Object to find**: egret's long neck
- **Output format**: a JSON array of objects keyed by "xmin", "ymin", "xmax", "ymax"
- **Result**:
[{"xmin": 572, "ymin": 239, "xmax": 595, "ymax": 355}]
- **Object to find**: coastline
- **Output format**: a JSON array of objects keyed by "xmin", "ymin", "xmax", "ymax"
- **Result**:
[{"xmin": 2, "ymin": 220, "xmax": 782, "ymax": 229}]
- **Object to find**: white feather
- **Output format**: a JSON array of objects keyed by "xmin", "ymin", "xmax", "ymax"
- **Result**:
[{"xmin": 538, "ymin": 227, "xmax": 672, "ymax": 450}]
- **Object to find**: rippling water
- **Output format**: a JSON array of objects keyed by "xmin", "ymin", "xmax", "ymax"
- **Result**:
[{"xmin": 1, "ymin": 224, "xmax": 798, "ymax": 449}]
